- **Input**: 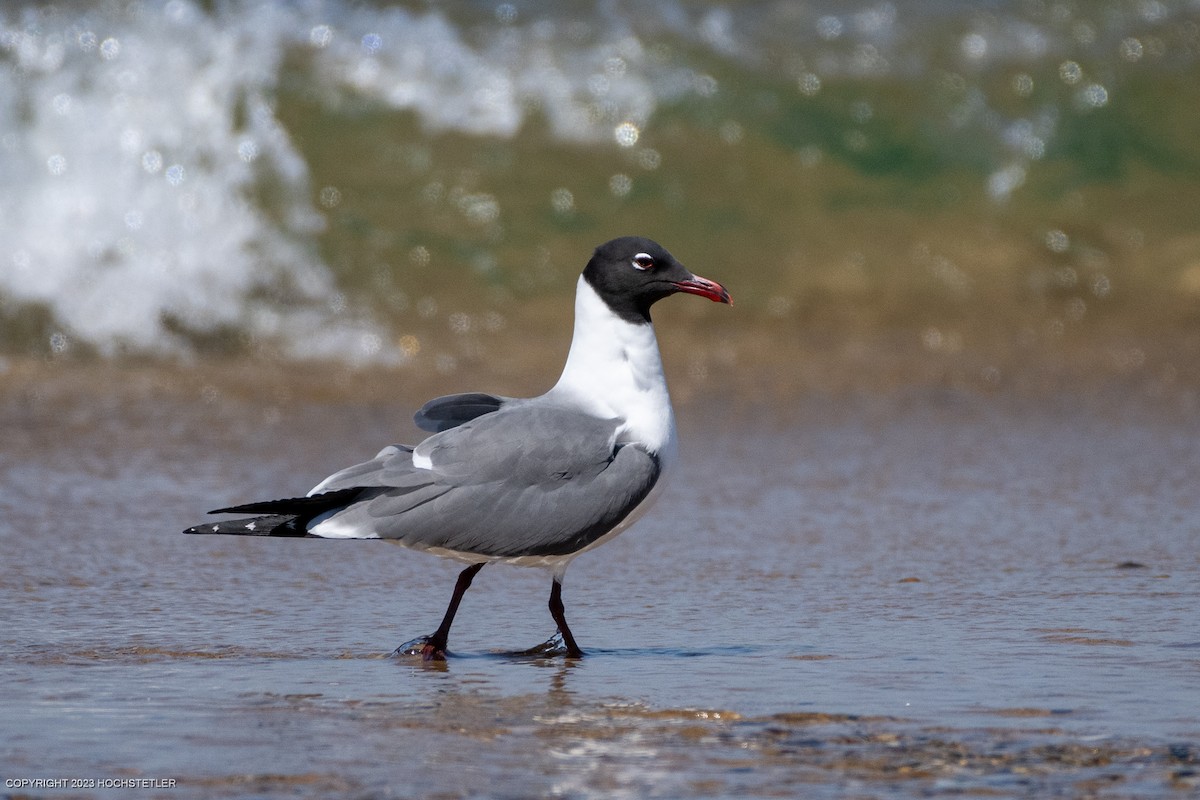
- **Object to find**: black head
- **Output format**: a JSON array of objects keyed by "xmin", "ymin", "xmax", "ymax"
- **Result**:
[{"xmin": 581, "ymin": 236, "xmax": 732, "ymax": 324}]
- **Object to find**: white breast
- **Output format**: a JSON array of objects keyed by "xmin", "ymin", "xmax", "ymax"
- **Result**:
[{"xmin": 545, "ymin": 278, "xmax": 678, "ymax": 464}]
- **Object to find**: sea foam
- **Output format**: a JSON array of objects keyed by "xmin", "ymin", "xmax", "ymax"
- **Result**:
[
  {"xmin": 1, "ymin": 1, "xmax": 1191, "ymax": 360},
  {"xmin": 0, "ymin": 1, "xmax": 692, "ymax": 361}
]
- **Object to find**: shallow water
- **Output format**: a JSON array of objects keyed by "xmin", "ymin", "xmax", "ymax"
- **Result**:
[{"xmin": 2, "ymin": 367, "xmax": 1197, "ymax": 798}]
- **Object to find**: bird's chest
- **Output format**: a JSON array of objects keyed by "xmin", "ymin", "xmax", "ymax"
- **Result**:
[{"xmin": 577, "ymin": 348, "xmax": 676, "ymax": 457}]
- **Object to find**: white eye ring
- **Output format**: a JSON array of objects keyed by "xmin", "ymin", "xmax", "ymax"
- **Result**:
[{"xmin": 632, "ymin": 252, "xmax": 654, "ymax": 271}]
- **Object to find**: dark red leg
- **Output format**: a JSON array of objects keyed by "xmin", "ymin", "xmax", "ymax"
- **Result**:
[
  {"xmin": 396, "ymin": 562, "xmax": 483, "ymax": 661},
  {"xmin": 548, "ymin": 579, "xmax": 584, "ymax": 659}
]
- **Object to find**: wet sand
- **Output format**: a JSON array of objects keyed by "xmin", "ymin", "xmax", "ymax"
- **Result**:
[{"xmin": 2, "ymin": 356, "xmax": 1198, "ymax": 798}]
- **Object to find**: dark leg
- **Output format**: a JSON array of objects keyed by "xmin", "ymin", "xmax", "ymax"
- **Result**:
[
  {"xmin": 516, "ymin": 580, "xmax": 586, "ymax": 658},
  {"xmin": 394, "ymin": 562, "xmax": 484, "ymax": 661},
  {"xmin": 548, "ymin": 579, "xmax": 584, "ymax": 658}
]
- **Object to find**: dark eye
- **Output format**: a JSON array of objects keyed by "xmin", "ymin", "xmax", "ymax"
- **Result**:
[{"xmin": 632, "ymin": 252, "xmax": 654, "ymax": 271}]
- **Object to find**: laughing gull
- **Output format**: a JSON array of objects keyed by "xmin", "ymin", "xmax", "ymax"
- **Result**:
[{"xmin": 185, "ymin": 236, "xmax": 731, "ymax": 659}]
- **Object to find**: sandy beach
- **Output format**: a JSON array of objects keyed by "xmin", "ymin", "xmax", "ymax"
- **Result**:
[{"xmin": 2, "ymin": 352, "xmax": 1198, "ymax": 798}]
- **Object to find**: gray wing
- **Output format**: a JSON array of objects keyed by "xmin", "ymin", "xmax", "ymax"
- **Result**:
[
  {"xmin": 308, "ymin": 445, "xmax": 427, "ymax": 494},
  {"xmin": 413, "ymin": 392, "xmax": 511, "ymax": 432},
  {"xmin": 311, "ymin": 407, "xmax": 661, "ymax": 558}
]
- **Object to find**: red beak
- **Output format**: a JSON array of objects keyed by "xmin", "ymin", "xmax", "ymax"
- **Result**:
[{"xmin": 672, "ymin": 274, "xmax": 733, "ymax": 305}]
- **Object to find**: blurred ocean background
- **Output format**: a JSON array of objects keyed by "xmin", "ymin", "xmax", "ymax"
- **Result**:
[{"xmin": 2, "ymin": 0, "xmax": 1198, "ymax": 384}]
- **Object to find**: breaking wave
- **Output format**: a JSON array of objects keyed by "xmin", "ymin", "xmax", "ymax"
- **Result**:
[{"xmin": 1, "ymin": 0, "xmax": 1195, "ymax": 360}]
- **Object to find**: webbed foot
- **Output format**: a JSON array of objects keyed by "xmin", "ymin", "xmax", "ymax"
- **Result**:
[
  {"xmin": 519, "ymin": 631, "xmax": 584, "ymax": 659},
  {"xmin": 393, "ymin": 635, "xmax": 446, "ymax": 662}
]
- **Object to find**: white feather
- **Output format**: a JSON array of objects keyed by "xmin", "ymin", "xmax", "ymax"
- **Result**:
[
  {"xmin": 308, "ymin": 510, "xmax": 381, "ymax": 539},
  {"xmin": 545, "ymin": 277, "xmax": 678, "ymax": 466}
]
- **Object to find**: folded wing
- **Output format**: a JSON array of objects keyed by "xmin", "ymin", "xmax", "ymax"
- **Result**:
[
  {"xmin": 413, "ymin": 392, "xmax": 510, "ymax": 432},
  {"xmin": 306, "ymin": 405, "xmax": 661, "ymax": 558}
]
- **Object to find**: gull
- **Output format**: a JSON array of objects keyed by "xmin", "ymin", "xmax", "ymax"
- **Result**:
[{"xmin": 185, "ymin": 236, "xmax": 731, "ymax": 659}]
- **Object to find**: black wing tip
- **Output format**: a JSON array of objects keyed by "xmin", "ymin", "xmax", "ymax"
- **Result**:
[
  {"xmin": 205, "ymin": 488, "xmax": 364, "ymax": 517},
  {"xmin": 182, "ymin": 514, "xmax": 310, "ymax": 537},
  {"xmin": 186, "ymin": 489, "xmax": 369, "ymax": 537},
  {"xmin": 207, "ymin": 499, "xmax": 289, "ymax": 515}
]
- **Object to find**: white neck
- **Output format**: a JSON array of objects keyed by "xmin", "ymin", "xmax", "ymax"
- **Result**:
[{"xmin": 546, "ymin": 277, "xmax": 677, "ymax": 459}]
